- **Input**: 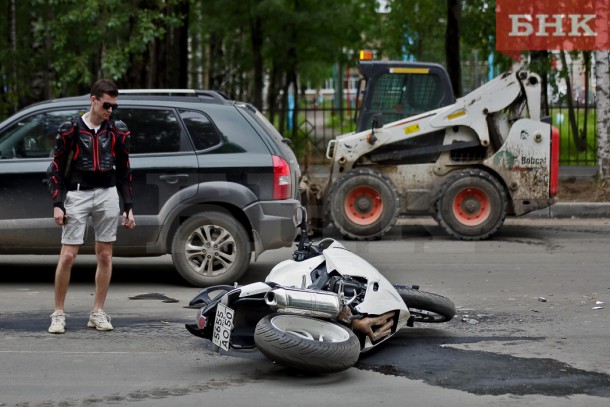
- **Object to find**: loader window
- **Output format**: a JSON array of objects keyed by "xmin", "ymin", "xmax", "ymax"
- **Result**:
[{"xmin": 367, "ymin": 73, "xmax": 444, "ymax": 128}]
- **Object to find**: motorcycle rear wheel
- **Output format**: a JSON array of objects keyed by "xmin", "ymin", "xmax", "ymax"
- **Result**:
[
  {"xmin": 394, "ymin": 286, "xmax": 456, "ymax": 323},
  {"xmin": 254, "ymin": 314, "xmax": 360, "ymax": 373}
]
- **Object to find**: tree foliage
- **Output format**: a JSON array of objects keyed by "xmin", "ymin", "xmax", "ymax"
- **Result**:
[
  {"xmin": 0, "ymin": 0, "xmax": 185, "ymax": 116},
  {"xmin": 0, "ymin": 0, "xmax": 607, "ymax": 168},
  {"xmin": 0, "ymin": 0, "xmax": 518, "ymax": 117},
  {"xmin": 372, "ymin": 0, "xmax": 446, "ymax": 62}
]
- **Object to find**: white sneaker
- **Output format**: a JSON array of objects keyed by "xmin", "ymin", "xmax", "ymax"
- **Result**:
[
  {"xmin": 48, "ymin": 311, "xmax": 67, "ymax": 334},
  {"xmin": 87, "ymin": 310, "xmax": 113, "ymax": 331}
]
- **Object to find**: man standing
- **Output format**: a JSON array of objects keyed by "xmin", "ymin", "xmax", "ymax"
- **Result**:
[{"xmin": 46, "ymin": 79, "xmax": 135, "ymax": 334}]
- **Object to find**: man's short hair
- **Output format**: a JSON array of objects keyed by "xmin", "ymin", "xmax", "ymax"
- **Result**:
[{"xmin": 91, "ymin": 79, "xmax": 119, "ymax": 99}]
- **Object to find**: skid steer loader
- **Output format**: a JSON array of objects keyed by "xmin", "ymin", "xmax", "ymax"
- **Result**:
[{"xmin": 303, "ymin": 52, "xmax": 559, "ymax": 240}]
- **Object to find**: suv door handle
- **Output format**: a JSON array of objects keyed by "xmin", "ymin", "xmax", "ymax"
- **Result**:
[{"xmin": 159, "ymin": 174, "xmax": 190, "ymax": 184}]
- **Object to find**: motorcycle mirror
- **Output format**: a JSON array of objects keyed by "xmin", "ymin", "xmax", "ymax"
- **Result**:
[
  {"xmin": 293, "ymin": 206, "xmax": 310, "ymax": 260},
  {"xmin": 293, "ymin": 206, "xmax": 307, "ymax": 228}
]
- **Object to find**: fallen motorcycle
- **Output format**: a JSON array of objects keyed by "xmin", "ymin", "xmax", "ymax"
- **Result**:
[{"xmin": 186, "ymin": 207, "xmax": 455, "ymax": 373}]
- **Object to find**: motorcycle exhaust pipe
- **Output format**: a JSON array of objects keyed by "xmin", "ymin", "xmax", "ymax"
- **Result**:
[{"xmin": 264, "ymin": 287, "xmax": 342, "ymax": 318}]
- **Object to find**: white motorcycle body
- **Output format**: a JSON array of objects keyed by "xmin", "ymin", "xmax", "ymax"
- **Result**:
[
  {"xmin": 186, "ymin": 209, "xmax": 454, "ymax": 373},
  {"xmin": 265, "ymin": 238, "xmax": 410, "ymax": 351}
]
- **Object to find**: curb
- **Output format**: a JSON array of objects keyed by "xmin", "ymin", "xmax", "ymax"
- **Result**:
[{"xmin": 526, "ymin": 202, "xmax": 610, "ymax": 219}]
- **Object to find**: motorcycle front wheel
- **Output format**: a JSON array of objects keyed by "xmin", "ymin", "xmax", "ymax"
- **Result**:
[
  {"xmin": 254, "ymin": 314, "xmax": 360, "ymax": 373},
  {"xmin": 394, "ymin": 286, "xmax": 456, "ymax": 323}
]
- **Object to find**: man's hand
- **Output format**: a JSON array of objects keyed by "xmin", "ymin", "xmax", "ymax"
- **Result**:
[
  {"xmin": 122, "ymin": 209, "xmax": 136, "ymax": 229},
  {"xmin": 53, "ymin": 206, "xmax": 66, "ymax": 226}
]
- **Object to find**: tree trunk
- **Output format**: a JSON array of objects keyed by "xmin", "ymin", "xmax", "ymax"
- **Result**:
[
  {"xmin": 278, "ymin": 71, "xmax": 288, "ymax": 136},
  {"xmin": 9, "ymin": 0, "xmax": 18, "ymax": 111},
  {"xmin": 595, "ymin": 51, "xmax": 610, "ymax": 181},
  {"xmin": 173, "ymin": 1, "xmax": 189, "ymax": 88},
  {"xmin": 250, "ymin": 14, "xmax": 264, "ymax": 111},
  {"xmin": 581, "ymin": 52, "xmax": 591, "ymax": 150},
  {"xmin": 147, "ymin": 40, "xmax": 159, "ymax": 88},
  {"xmin": 560, "ymin": 51, "xmax": 587, "ymax": 152},
  {"xmin": 445, "ymin": 0, "xmax": 462, "ymax": 97},
  {"xmin": 267, "ymin": 64, "xmax": 278, "ymax": 125},
  {"xmin": 207, "ymin": 32, "xmax": 224, "ymax": 91}
]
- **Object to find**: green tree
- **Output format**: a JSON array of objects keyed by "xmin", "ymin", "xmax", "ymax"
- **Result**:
[
  {"xmin": 374, "ymin": 0, "xmax": 446, "ymax": 62},
  {"xmin": 0, "ymin": 0, "xmax": 186, "ymax": 118},
  {"xmin": 190, "ymin": 0, "xmax": 376, "ymax": 131}
]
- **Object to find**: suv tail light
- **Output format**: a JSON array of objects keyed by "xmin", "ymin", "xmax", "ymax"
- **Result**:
[
  {"xmin": 272, "ymin": 155, "xmax": 291, "ymax": 200},
  {"xmin": 549, "ymin": 126, "xmax": 559, "ymax": 198}
]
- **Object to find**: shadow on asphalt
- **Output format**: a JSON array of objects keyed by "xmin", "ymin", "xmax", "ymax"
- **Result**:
[
  {"xmin": 356, "ymin": 328, "xmax": 610, "ymax": 398},
  {"xmin": 0, "ymin": 255, "xmax": 183, "ymax": 285},
  {"xmin": 188, "ymin": 324, "xmax": 610, "ymax": 398},
  {"xmin": 0, "ymin": 253, "xmax": 274, "ymax": 287}
]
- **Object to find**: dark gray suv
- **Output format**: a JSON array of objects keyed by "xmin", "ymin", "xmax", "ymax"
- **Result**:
[{"xmin": 0, "ymin": 90, "xmax": 301, "ymax": 286}]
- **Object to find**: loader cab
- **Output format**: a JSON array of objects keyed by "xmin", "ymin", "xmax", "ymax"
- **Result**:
[{"xmin": 355, "ymin": 58, "xmax": 455, "ymax": 132}]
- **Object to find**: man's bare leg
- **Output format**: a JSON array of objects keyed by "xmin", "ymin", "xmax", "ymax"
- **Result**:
[
  {"xmin": 92, "ymin": 241, "xmax": 113, "ymax": 312},
  {"xmin": 54, "ymin": 244, "xmax": 80, "ymax": 311}
]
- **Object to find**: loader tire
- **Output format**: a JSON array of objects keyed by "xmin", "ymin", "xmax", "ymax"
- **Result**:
[
  {"xmin": 435, "ymin": 169, "xmax": 507, "ymax": 240},
  {"xmin": 394, "ymin": 286, "xmax": 456, "ymax": 323},
  {"xmin": 328, "ymin": 168, "xmax": 400, "ymax": 240},
  {"xmin": 254, "ymin": 314, "xmax": 360, "ymax": 373}
]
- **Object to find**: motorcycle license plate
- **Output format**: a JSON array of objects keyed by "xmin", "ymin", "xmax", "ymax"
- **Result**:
[{"xmin": 212, "ymin": 303, "xmax": 234, "ymax": 351}]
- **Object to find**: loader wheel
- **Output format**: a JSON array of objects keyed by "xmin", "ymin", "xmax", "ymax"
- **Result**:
[
  {"xmin": 329, "ymin": 168, "xmax": 400, "ymax": 240},
  {"xmin": 435, "ymin": 169, "xmax": 507, "ymax": 240}
]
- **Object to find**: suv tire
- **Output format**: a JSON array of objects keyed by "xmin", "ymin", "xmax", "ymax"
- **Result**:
[{"xmin": 172, "ymin": 211, "xmax": 251, "ymax": 286}]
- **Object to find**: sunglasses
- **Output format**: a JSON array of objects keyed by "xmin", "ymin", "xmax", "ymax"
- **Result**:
[{"xmin": 97, "ymin": 98, "xmax": 119, "ymax": 110}]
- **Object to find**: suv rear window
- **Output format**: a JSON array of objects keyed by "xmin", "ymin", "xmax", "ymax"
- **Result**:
[{"xmin": 179, "ymin": 110, "xmax": 222, "ymax": 150}]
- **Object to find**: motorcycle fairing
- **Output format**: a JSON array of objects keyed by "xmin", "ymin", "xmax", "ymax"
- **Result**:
[
  {"xmin": 266, "ymin": 239, "xmax": 408, "ymax": 316},
  {"xmin": 322, "ymin": 246, "xmax": 408, "ymax": 316},
  {"xmin": 188, "ymin": 285, "xmax": 235, "ymax": 308},
  {"xmin": 239, "ymin": 281, "xmax": 274, "ymax": 298},
  {"xmin": 265, "ymin": 255, "xmax": 326, "ymax": 287}
]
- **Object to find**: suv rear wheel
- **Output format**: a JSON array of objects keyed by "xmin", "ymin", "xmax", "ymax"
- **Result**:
[{"xmin": 171, "ymin": 211, "xmax": 251, "ymax": 286}]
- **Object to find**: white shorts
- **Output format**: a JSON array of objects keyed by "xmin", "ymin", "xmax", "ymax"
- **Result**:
[{"xmin": 61, "ymin": 187, "xmax": 120, "ymax": 245}]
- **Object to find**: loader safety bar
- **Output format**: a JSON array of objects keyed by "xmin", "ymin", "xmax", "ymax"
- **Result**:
[{"xmin": 326, "ymin": 140, "xmax": 337, "ymax": 160}]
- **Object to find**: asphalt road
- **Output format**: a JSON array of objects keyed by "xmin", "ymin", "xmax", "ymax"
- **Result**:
[{"xmin": 1, "ymin": 218, "xmax": 609, "ymax": 406}]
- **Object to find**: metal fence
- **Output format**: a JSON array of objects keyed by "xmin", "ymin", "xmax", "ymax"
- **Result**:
[
  {"xmin": 549, "ymin": 100, "xmax": 597, "ymax": 166},
  {"xmin": 271, "ymin": 99, "xmax": 358, "ymax": 162},
  {"xmin": 270, "ymin": 96, "xmax": 598, "ymax": 167}
]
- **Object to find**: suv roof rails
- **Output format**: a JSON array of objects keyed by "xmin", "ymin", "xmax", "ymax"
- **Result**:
[{"xmin": 119, "ymin": 89, "xmax": 229, "ymax": 104}]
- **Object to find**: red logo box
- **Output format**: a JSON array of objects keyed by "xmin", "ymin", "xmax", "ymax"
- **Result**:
[{"xmin": 496, "ymin": 0, "xmax": 609, "ymax": 58}]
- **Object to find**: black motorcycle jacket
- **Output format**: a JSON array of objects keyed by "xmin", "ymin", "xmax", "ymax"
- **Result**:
[{"xmin": 47, "ymin": 116, "xmax": 133, "ymax": 212}]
